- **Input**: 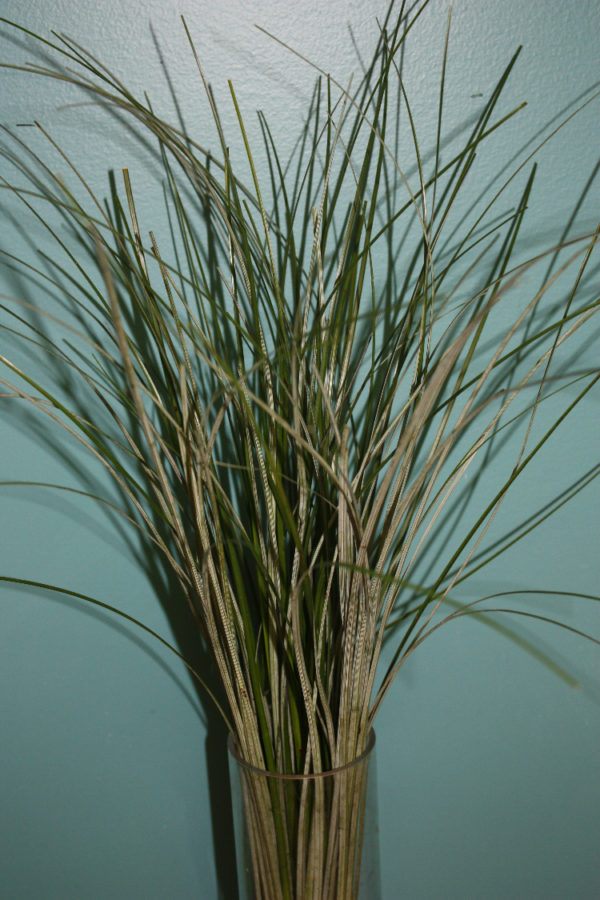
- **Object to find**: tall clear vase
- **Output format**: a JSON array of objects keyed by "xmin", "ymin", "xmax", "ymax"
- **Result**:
[{"xmin": 227, "ymin": 731, "xmax": 380, "ymax": 900}]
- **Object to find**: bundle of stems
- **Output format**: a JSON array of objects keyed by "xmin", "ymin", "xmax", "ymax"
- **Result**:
[{"xmin": 1, "ymin": 2, "xmax": 599, "ymax": 892}]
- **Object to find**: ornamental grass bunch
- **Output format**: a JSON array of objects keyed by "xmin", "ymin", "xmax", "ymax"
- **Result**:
[{"xmin": 1, "ymin": 1, "xmax": 598, "ymax": 896}]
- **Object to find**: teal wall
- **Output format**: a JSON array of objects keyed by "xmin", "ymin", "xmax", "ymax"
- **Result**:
[{"xmin": 1, "ymin": 2, "xmax": 598, "ymax": 897}]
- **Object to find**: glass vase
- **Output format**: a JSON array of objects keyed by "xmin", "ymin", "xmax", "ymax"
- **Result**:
[{"xmin": 227, "ymin": 730, "xmax": 380, "ymax": 900}]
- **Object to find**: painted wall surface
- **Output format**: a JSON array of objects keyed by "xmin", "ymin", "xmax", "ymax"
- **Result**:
[{"xmin": 1, "ymin": 1, "xmax": 598, "ymax": 897}]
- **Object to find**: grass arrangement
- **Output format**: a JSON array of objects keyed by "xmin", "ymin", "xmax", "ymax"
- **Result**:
[{"xmin": 1, "ymin": 1, "xmax": 599, "ymax": 896}]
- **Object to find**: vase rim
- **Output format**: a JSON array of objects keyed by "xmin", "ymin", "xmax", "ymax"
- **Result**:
[{"xmin": 227, "ymin": 728, "xmax": 376, "ymax": 780}]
